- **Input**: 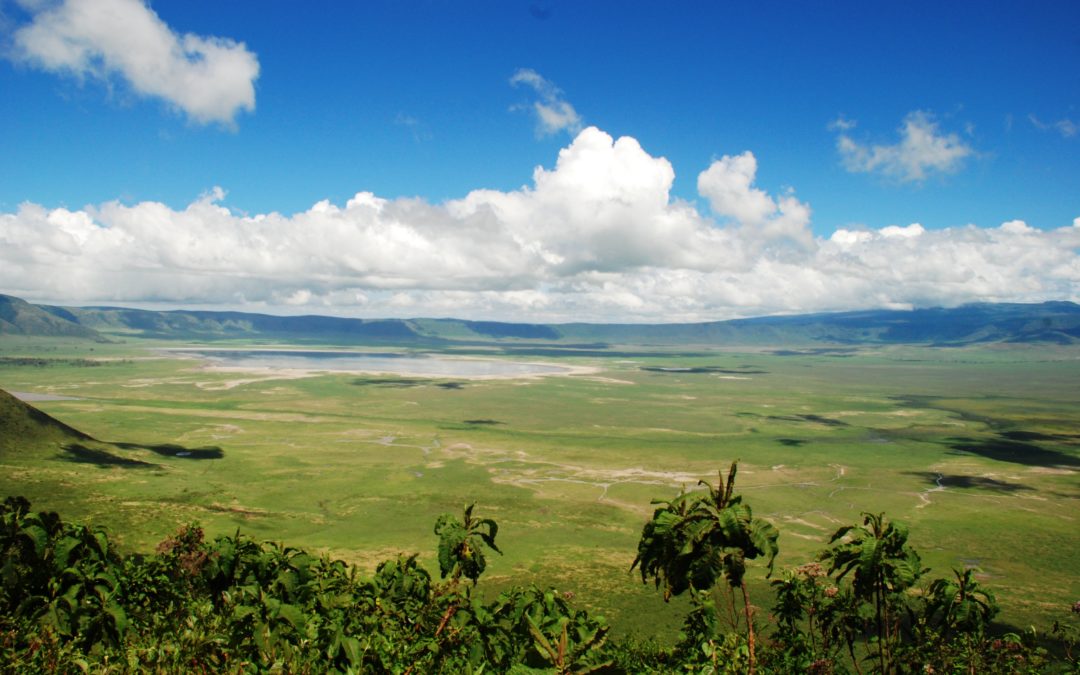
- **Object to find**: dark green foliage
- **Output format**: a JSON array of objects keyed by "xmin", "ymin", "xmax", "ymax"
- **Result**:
[
  {"xmin": 434, "ymin": 502, "xmax": 501, "ymax": 583},
  {"xmin": 0, "ymin": 495, "xmax": 128, "ymax": 652},
  {"xmin": 1051, "ymin": 602, "xmax": 1080, "ymax": 670},
  {"xmin": 0, "ymin": 497, "xmax": 617, "ymax": 673},
  {"xmin": 819, "ymin": 511, "xmax": 924, "ymax": 673},
  {"xmin": 0, "ymin": 493, "xmax": 1070, "ymax": 673},
  {"xmin": 632, "ymin": 462, "xmax": 779, "ymax": 672},
  {"xmin": 924, "ymin": 567, "xmax": 999, "ymax": 636},
  {"xmin": 766, "ymin": 562, "xmax": 863, "ymax": 672},
  {"xmin": 631, "ymin": 462, "xmax": 779, "ymax": 598}
]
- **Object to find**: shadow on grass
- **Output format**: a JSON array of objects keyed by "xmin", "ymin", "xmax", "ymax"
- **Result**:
[
  {"xmin": 351, "ymin": 377, "xmax": 466, "ymax": 390},
  {"xmin": 946, "ymin": 437, "xmax": 1080, "ymax": 468},
  {"xmin": 61, "ymin": 441, "xmax": 224, "ymax": 467},
  {"xmin": 352, "ymin": 377, "xmax": 430, "ymax": 388},
  {"xmin": 768, "ymin": 414, "xmax": 850, "ymax": 428},
  {"xmin": 114, "ymin": 442, "xmax": 224, "ymax": 460},
  {"xmin": 440, "ymin": 345, "xmax": 714, "ymax": 359},
  {"xmin": 641, "ymin": 365, "xmax": 768, "ymax": 375},
  {"xmin": 777, "ymin": 438, "xmax": 808, "ymax": 447},
  {"xmin": 62, "ymin": 443, "xmax": 158, "ymax": 468},
  {"xmin": 463, "ymin": 419, "xmax": 503, "ymax": 425},
  {"xmin": 903, "ymin": 471, "xmax": 1034, "ymax": 492}
]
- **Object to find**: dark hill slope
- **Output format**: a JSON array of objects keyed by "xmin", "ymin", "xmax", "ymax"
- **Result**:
[
  {"xmin": 0, "ymin": 295, "xmax": 105, "ymax": 341},
  {"xmin": 0, "ymin": 389, "xmax": 203, "ymax": 466},
  {"xmin": 0, "ymin": 388, "xmax": 92, "ymax": 456}
]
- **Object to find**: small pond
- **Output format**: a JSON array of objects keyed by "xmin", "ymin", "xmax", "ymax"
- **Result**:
[{"xmin": 167, "ymin": 349, "xmax": 572, "ymax": 378}]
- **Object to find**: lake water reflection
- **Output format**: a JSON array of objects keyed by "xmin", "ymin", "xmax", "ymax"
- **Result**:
[{"xmin": 175, "ymin": 350, "xmax": 571, "ymax": 378}]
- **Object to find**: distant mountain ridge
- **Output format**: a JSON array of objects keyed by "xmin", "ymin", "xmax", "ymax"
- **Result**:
[
  {"xmin": 0, "ymin": 294, "xmax": 106, "ymax": 341},
  {"xmin": 2, "ymin": 293, "xmax": 1079, "ymax": 347}
]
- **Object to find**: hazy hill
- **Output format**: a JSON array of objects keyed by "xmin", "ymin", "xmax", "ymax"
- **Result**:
[
  {"xmin": 0, "ymin": 294, "xmax": 105, "ymax": 341},
  {"xmin": 2, "ymin": 293, "xmax": 1078, "ymax": 346},
  {"xmin": 41, "ymin": 304, "xmax": 425, "ymax": 343},
  {"xmin": 377, "ymin": 302, "xmax": 1080, "ymax": 346},
  {"xmin": 552, "ymin": 302, "xmax": 1080, "ymax": 346}
]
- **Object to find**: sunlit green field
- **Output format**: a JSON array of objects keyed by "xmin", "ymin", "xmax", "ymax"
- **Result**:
[{"xmin": 1, "ymin": 335, "xmax": 1078, "ymax": 638}]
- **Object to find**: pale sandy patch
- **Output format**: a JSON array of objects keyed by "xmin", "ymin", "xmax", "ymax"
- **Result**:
[
  {"xmin": 86, "ymin": 404, "xmax": 331, "ymax": 424},
  {"xmin": 583, "ymin": 376, "xmax": 635, "ymax": 385},
  {"xmin": 783, "ymin": 517, "xmax": 827, "ymax": 531},
  {"xmin": 330, "ymin": 546, "xmax": 416, "ymax": 573},
  {"xmin": 196, "ymin": 369, "xmax": 318, "ymax": 390},
  {"xmin": 787, "ymin": 531, "xmax": 824, "ymax": 541},
  {"xmin": 122, "ymin": 377, "xmax": 199, "ymax": 388},
  {"xmin": 1027, "ymin": 466, "xmax": 1075, "ymax": 475}
]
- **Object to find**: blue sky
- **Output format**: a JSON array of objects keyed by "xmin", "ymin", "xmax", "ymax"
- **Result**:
[{"xmin": 1, "ymin": 0, "xmax": 1078, "ymax": 321}]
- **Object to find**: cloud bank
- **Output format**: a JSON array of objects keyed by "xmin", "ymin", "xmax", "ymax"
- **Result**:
[
  {"xmin": 2, "ymin": 126, "xmax": 1078, "ymax": 322},
  {"xmin": 11, "ymin": 0, "xmax": 259, "ymax": 125}
]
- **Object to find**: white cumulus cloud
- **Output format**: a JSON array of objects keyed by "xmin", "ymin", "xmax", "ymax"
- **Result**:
[
  {"xmin": 11, "ymin": 0, "xmax": 259, "ymax": 126},
  {"xmin": 1, "ymin": 126, "xmax": 1078, "ymax": 322},
  {"xmin": 697, "ymin": 151, "xmax": 813, "ymax": 249},
  {"xmin": 510, "ymin": 68, "xmax": 583, "ymax": 137},
  {"xmin": 836, "ymin": 111, "xmax": 974, "ymax": 183}
]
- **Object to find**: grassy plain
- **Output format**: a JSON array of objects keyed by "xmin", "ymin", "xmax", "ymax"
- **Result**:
[{"xmin": 1, "ymin": 335, "xmax": 1078, "ymax": 639}]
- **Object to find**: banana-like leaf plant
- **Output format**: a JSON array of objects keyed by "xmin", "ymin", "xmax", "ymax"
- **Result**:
[
  {"xmin": 821, "ymin": 511, "xmax": 924, "ymax": 673},
  {"xmin": 631, "ymin": 461, "xmax": 778, "ymax": 674},
  {"xmin": 925, "ymin": 567, "xmax": 998, "ymax": 636}
]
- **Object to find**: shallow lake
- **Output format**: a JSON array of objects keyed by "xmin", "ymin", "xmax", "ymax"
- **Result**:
[{"xmin": 169, "ymin": 349, "xmax": 572, "ymax": 378}]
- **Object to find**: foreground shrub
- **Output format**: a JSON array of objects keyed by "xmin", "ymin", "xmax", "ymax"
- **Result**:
[{"xmin": 1, "ymin": 485, "xmax": 1073, "ymax": 673}]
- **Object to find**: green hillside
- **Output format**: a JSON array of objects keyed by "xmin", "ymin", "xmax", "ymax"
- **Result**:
[
  {"xmin": 0, "ymin": 387, "xmax": 91, "ymax": 456},
  {"xmin": 0, "ymin": 295, "xmax": 105, "ymax": 341},
  {"xmin": 26, "ymin": 295, "xmax": 1080, "ymax": 346},
  {"xmin": 0, "ymin": 388, "xmax": 175, "ymax": 467},
  {"xmin": 2, "ymin": 292, "xmax": 1079, "ymax": 347},
  {"xmin": 44, "ymin": 302, "xmax": 428, "ymax": 343}
]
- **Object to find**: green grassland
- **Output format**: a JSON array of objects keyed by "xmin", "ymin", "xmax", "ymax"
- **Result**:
[{"xmin": 1, "ymin": 335, "xmax": 1078, "ymax": 640}]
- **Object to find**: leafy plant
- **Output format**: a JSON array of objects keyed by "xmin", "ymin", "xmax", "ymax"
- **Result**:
[
  {"xmin": 632, "ymin": 462, "xmax": 779, "ymax": 673},
  {"xmin": 434, "ymin": 502, "xmax": 502, "ymax": 584},
  {"xmin": 1051, "ymin": 601, "xmax": 1080, "ymax": 670},
  {"xmin": 1, "ymin": 493, "xmax": 1074, "ymax": 673},
  {"xmin": 925, "ymin": 567, "xmax": 998, "ymax": 637},
  {"xmin": 820, "ymin": 512, "xmax": 924, "ymax": 673},
  {"xmin": 767, "ymin": 562, "xmax": 860, "ymax": 673}
]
